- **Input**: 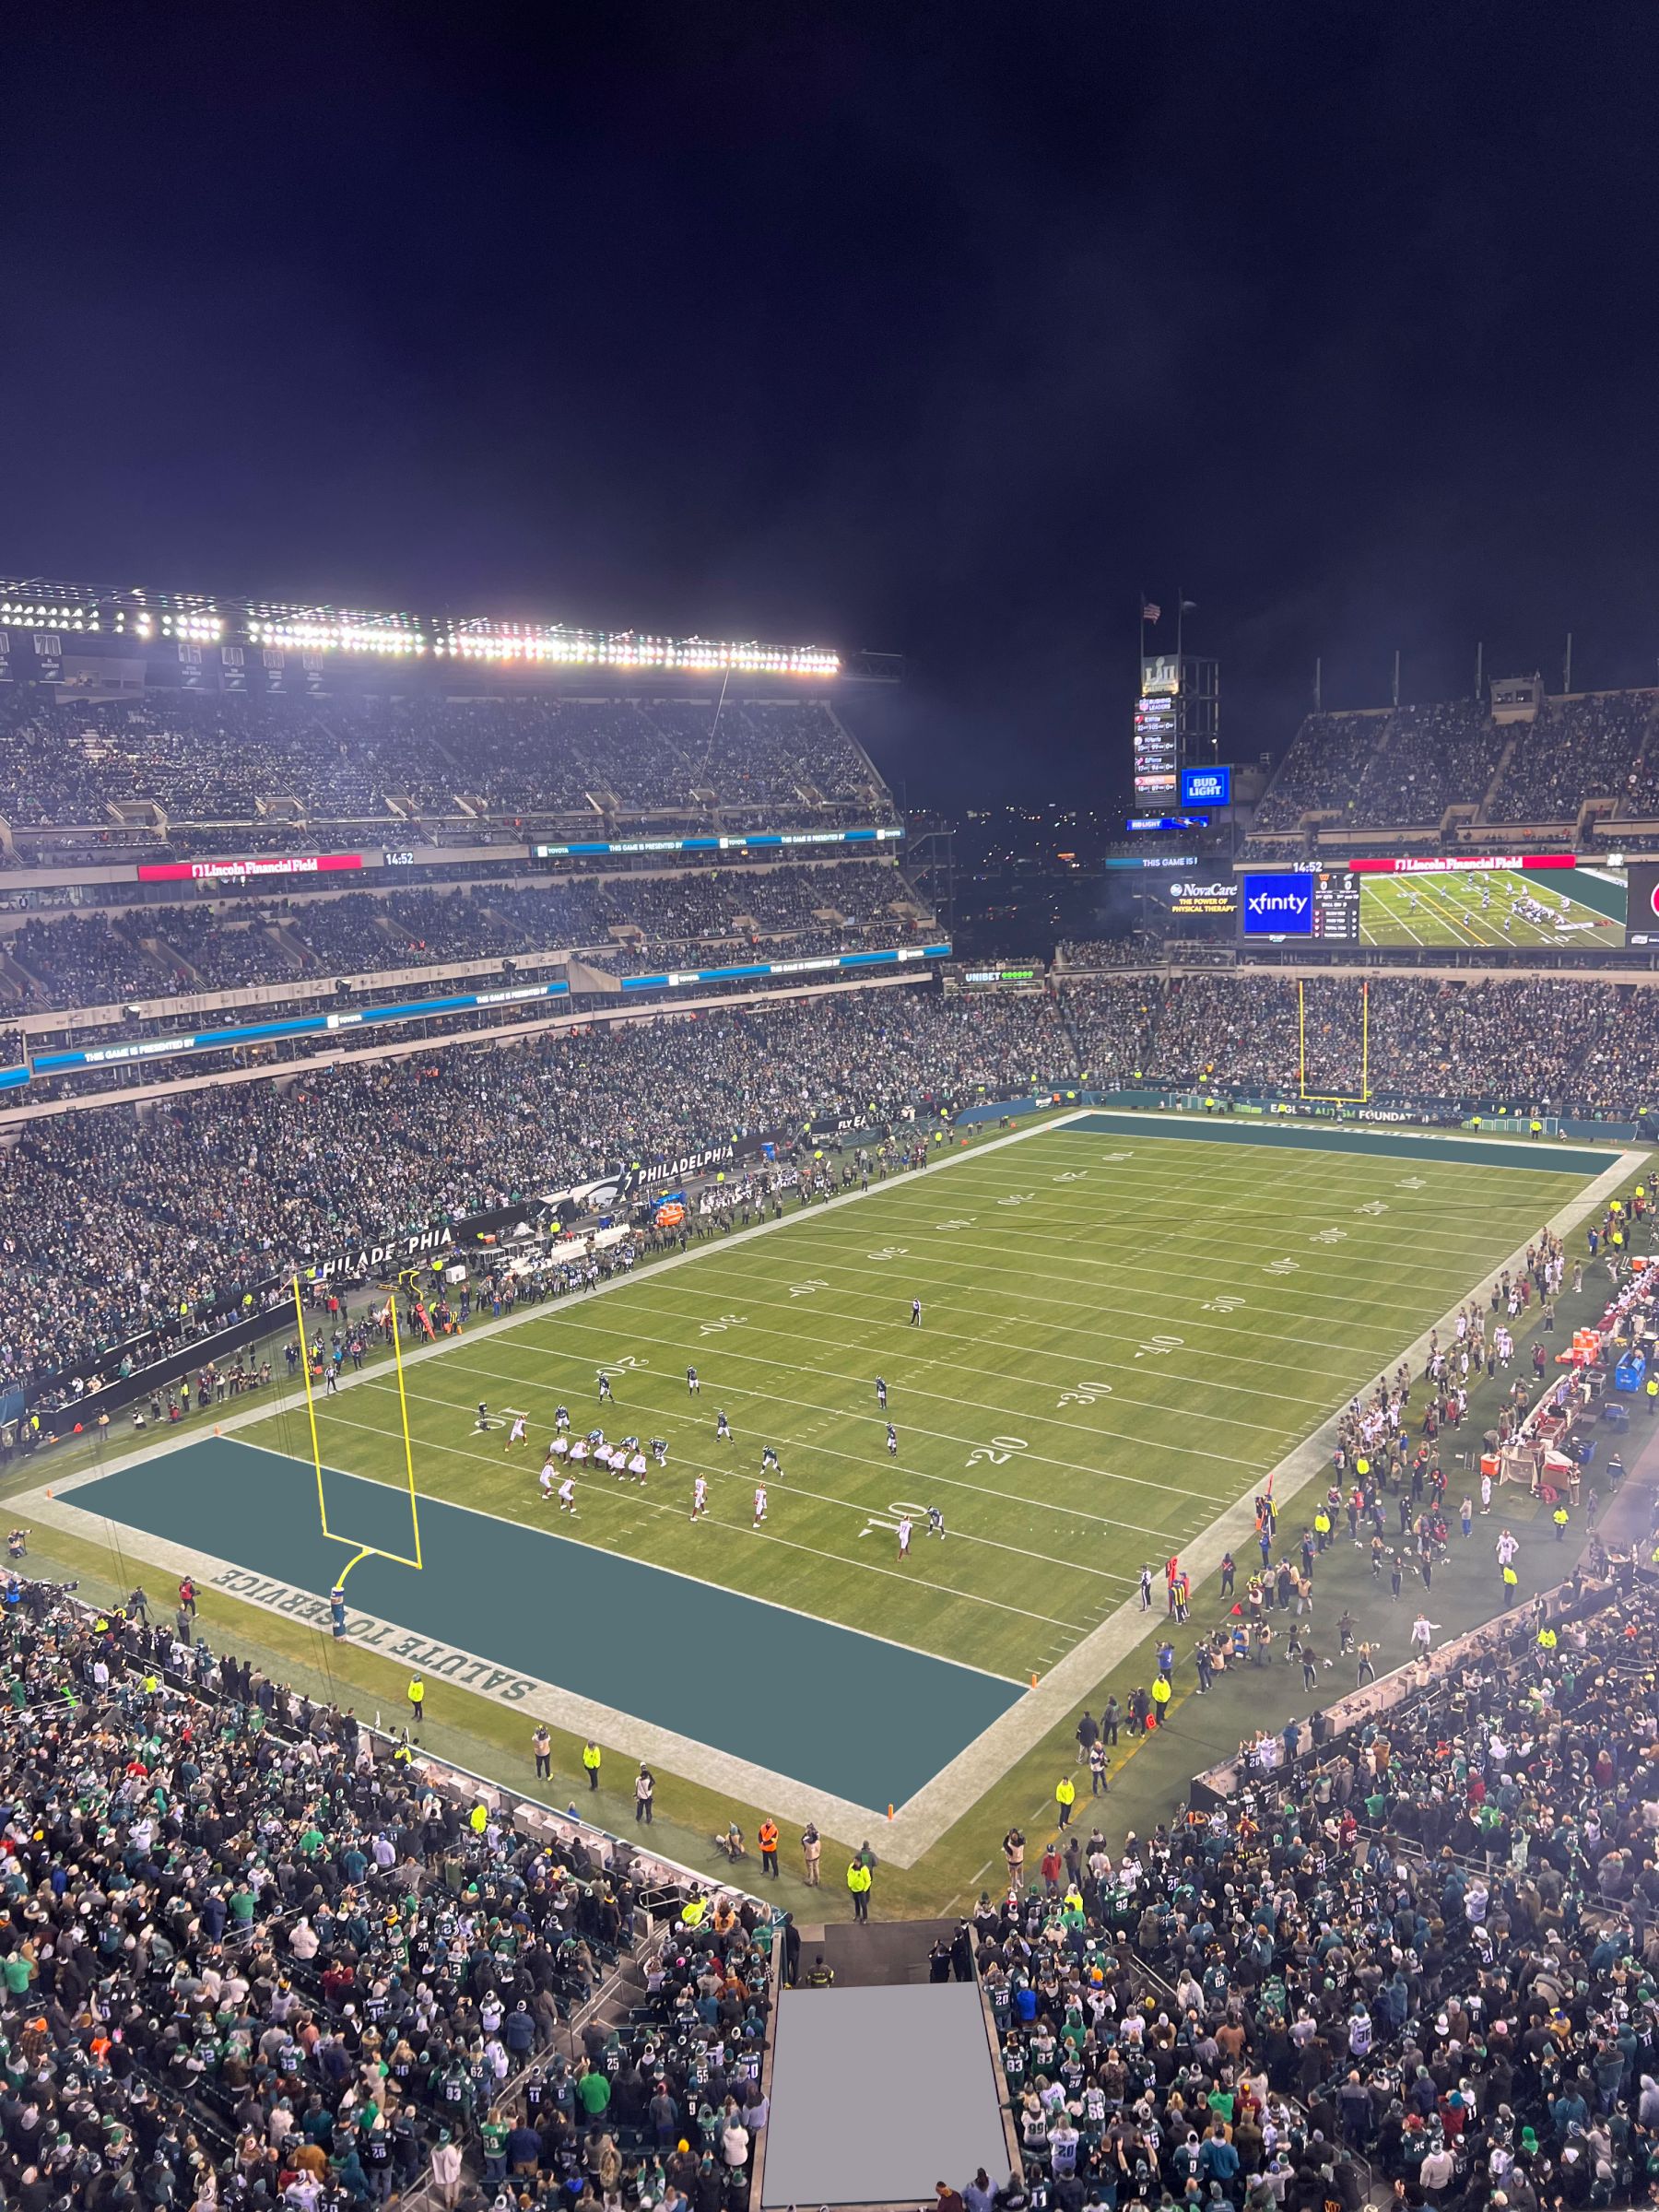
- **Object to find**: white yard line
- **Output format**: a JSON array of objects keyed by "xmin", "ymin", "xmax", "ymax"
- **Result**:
[
  {"xmin": 436, "ymin": 1330, "xmax": 1244, "ymax": 1484},
  {"xmin": 33, "ymin": 1112, "xmax": 1646, "ymax": 1863},
  {"xmin": 337, "ymin": 1381, "xmax": 1144, "ymax": 1587}
]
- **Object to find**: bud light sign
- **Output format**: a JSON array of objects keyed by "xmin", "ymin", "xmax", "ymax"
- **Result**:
[
  {"xmin": 1180, "ymin": 764, "xmax": 1231, "ymax": 806},
  {"xmin": 1241, "ymin": 872, "xmax": 1314, "ymax": 935}
]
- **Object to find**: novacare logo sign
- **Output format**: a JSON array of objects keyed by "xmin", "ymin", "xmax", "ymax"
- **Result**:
[{"xmin": 1241, "ymin": 872, "xmax": 1314, "ymax": 935}]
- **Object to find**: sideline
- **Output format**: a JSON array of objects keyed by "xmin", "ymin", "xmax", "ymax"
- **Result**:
[{"xmin": 22, "ymin": 1114, "xmax": 1647, "ymax": 1864}]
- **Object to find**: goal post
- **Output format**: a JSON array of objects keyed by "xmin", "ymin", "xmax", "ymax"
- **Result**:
[
  {"xmin": 1297, "ymin": 978, "xmax": 1371, "ymax": 1103},
  {"xmin": 291, "ymin": 1274, "xmax": 424, "ymax": 1587}
]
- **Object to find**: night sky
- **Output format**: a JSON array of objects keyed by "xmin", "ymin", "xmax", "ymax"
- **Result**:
[{"xmin": 6, "ymin": 6, "xmax": 1658, "ymax": 803}]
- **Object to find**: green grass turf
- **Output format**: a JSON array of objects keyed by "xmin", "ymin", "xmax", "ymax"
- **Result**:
[
  {"xmin": 15, "ymin": 1112, "xmax": 1644, "ymax": 1916},
  {"xmin": 231, "ymin": 1121, "xmax": 1599, "ymax": 1687},
  {"xmin": 1359, "ymin": 865, "xmax": 1626, "ymax": 949}
]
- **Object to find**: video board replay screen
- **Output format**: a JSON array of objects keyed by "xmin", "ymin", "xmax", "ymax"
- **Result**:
[{"xmin": 1240, "ymin": 857, "xmax": 1633, "ymax": 952}]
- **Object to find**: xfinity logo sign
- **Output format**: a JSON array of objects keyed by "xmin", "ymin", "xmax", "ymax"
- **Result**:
[{"xmin": 1241, "ymin": 872, "xmax": 1314, "ymax": 935}]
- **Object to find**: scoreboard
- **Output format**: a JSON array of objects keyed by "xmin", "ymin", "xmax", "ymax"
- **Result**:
[
  {"xmin": 1311, "ymin": 870, "xmax": 1361, "ymax": 940},
  {"xmin": 1133, "ymin": 695, "xmax": 1179, "ymax": 795}
]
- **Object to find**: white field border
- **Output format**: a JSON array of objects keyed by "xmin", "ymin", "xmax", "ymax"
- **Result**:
[{"xmin": 16, "ymin": 1110, "xmax": 1645, "ymax": 1864}]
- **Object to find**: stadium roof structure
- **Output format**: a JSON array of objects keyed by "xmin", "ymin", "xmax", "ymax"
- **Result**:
[{"xmin": 0, "ymin": 573, "xmax": 901, "ymax": 677}]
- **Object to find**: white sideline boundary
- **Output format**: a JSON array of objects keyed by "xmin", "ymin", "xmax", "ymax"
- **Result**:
[{"xmin": 18, "ymin": 1110, "xmax": 1646, "ymax": 1864}]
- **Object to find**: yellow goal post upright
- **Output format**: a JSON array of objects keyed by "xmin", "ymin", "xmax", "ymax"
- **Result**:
[
  {"xmin": 290, "ymin": 1274, "xmax": 424, "ymax": 1589},
  {"xmin": 1297, "ymin": 977, "xmax": 1371, "ymax": 1104}
]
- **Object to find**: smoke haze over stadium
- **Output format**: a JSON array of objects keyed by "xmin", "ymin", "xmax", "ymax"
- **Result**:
[{"xmin": 7, "ymin": 5, "xmax": 1659, "ymax": 797}]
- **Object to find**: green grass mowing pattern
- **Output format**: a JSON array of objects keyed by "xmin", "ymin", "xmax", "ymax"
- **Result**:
[
  {"xmin": 1359, "ymin": 866, "xmax": 1626, "ymax": 949},
  {"xmin": 234, "ymin": 1125, "xmax": 1599, "ymax": 1692}
]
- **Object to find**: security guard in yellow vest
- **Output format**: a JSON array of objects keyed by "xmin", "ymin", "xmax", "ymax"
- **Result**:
[
  {"xmin": 407, "ymin": 1676, "xmax": 425, "ymax": 1724},
  {"xmin": 470, "ymin": 1802, "xmax": 488, "ymax": 1837},
  {"xmin": 846, "ymin": 1857, "xmax": 873, "ymax": 1922},
  {"xmin": 1054, "ymin": 1775, "xmax": 1077, "ymax": 1829},
  {"xmin": 1647, "ymin": 1375, "xmax": 1658, "ymax": 1418},
  {"xmin": 582, "ymin": 1741, "xmax": 602, "ymax": 1790},
  {"xmin": 1537, "ymin": 1624, "xmax": 1558, "ymax": 1655}
]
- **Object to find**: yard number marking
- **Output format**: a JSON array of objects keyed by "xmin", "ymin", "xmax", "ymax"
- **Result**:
[
  {"xmin": 967, "ymin": 1434, "xmax": 1029, "ymax": 1467},
  {"xmin": 1058, "ymin": 1379, "xmax": 1114, "ymax": 1408},
  {"xmin": 859, "ymin": 1496, "xmax": 932, "ymax": 1538}
]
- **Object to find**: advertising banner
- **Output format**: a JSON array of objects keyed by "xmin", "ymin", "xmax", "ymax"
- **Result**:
[
  {"xmin": 1240, "ymin": 871, "xmax": 1313, "ymax": 935},
  {"xmin": 137, "ymin": 852, "xmax": 365, "ymax": 885}
]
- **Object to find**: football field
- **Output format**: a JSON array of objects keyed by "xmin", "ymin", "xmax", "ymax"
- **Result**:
[
  {"xmin": 1359, "ymin": 865, "xmax": 1626, "ymax": 947},
  {"xmin": 33, "ymin": 1110, "xmax": 1631, "ymax": 1853}
]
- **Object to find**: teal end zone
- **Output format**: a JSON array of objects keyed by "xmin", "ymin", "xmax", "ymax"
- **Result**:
[
  {"xmin": 67, "ymin": 1441, "xmax": 1020, "ymax": 1812},
  {"xmin": 1065, "ymin": 1111, "xmax": 1625, "ymax": 1176}
]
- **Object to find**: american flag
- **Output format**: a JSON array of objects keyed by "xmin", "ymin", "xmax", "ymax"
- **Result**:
[{"xmin": 1141, "ymin": 600, "xmax": 1161, "ymax": 622}]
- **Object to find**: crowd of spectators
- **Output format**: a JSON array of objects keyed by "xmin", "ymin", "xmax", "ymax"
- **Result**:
[
  {"xmin": 0, "ymin": 1574, "xmax": 764, "ymax": 2212},
  {"xmin": 10, "ymin": 963, "xmax": 1659, "ymax": 1396},
  {"xmin": 606, "ymin": 860, "xmax": 912, "ymax": 941},
  {"xmin": 292, "ymin": 890, "xmax": 529, "ymax": 971},
  {"xmin": 1054, "ymin": 973, "xmax": 1659, "ymax": 1117},
  {"xmin": 7, "ymin": 916, "xmax": 165, "ymax": 1008},
  {"xmin": 0, "ymin": 865, "xmax": 927, "ymax": 1014},
  {"xmin": 986, "ymin": 1564, "xmax": 1659, "ymax": 2212},
  {"xmin": 0, "ymin": 987, "xmax": 1075, "ymax": 1397},
  {"xmin": 0, "ymin": 690, "xmax": 892, "ymax": 843},
  {"xmin": 1488, "ymin": 697, "xmax": 1655, "ymax": 826},
  {"xmin": 1252, "ymin": 689, "xmax": 1659, "ymax": 841},
  {"xmin": 1350, "ymin": 702, "xmax": 1510, "ymax": 830},
  {"xmin": 139, "ymin": 907, "xmax": 304, "ymax": 994},
  {"xmin": 1252, "ymin": 715, "xmax": 1383, "ymax": 832}
]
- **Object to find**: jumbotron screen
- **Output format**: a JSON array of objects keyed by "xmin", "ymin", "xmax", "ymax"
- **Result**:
[
  {"xmin": 1239, "ymin": 856, "xmax": 1637, "ymax": 950},
  {"xmin": 1350, "ymin": 855, "xmax": 1629, "ymax": 949}
]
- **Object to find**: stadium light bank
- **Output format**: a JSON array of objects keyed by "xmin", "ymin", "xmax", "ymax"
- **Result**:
[{"xmin": 0, "ymin": 575, "xmax": 841, "ymax": 675}]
